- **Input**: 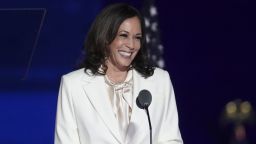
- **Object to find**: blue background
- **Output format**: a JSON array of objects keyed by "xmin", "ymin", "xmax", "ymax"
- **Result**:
[{"xmin": 0, "ymin": 0, "xmax": 255, "ymax": 143}]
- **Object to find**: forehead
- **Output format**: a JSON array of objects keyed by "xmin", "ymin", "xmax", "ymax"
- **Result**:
[{"xmin": 118, "ymin": 16, "xmax": 142, "ymax": 33}]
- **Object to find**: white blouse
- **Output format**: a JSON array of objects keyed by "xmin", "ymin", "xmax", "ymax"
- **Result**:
[{"xmin": 104, "ymin": 70, "xmax": 133, "ymax": 142}]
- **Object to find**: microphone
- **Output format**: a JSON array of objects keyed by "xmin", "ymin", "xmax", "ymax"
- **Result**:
[
  {"xmin": 136, "ymin": 89, "xmax": 152, "ymax": 109},
  {"xmin": 136, "ymin": 89, "xmax": 152, "ymax": 144}
]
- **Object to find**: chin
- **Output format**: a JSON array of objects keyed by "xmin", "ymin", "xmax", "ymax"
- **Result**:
[{"xmin": 117, "ymin": 62, "xmax": 132, "ymax": 69}]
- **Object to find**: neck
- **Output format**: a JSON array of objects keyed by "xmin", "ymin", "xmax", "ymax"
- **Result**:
[{"xmin": 106, "ymin": 62, "xmax": 129, "ymax": 84}]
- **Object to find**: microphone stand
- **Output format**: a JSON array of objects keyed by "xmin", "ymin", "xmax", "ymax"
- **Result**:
[
  {"xmin": 145, "ymin": 106, "xmax": 152, "ymax": 144},
  {"xmin": 136, "ymin": 89, "xmax": 152, "ymax": 144}
]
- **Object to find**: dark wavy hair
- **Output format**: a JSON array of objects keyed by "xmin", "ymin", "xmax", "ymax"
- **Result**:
[{"xmin": 80, "ymin": 3, "xmax": 155, "ymax": 78}]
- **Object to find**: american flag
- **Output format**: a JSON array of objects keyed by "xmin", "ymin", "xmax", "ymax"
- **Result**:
[{"xmin": 142, "ymin": 0, "xmax": 165, "ymax": 68}]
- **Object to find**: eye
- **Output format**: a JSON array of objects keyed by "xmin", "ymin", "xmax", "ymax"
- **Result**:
[
  {"xmin": 134, "ymin": 36, "xmax": 142, "ymax": 41},
  {"xmin": 119, "ymin": 34, "xmax": 128, "ymax": 38},
  {"xmin": 136, "ymin": 36, "xmax": 142, "ymax": 40}
]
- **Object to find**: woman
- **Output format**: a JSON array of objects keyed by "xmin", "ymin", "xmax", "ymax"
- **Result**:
[{"xmin": 55, "ymin": 3, "xmax": 183, "ymax": 144}]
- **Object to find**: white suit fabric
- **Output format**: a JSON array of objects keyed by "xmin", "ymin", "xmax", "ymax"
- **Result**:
[{"xmin": 54, "ymin": 68, "xmax": 183, "ymax": 144}]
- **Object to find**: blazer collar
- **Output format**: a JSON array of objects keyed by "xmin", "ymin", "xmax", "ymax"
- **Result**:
[
  {"xmin": 125, "ymin": 69, "xmax": 154, "ymax": 144},
  {"xmin": 81, "ymin": 72, "xmax": 122, "ymax": 143},
  {"xmin": 81, "ymin": 69, "xmax": 154, "ymax": 144}
]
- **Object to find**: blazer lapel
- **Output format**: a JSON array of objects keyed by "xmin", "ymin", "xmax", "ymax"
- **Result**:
[
  {"xmin": 125, "ymin": 70, "xmax": 154, "ymax": 144},
  {"xmin": 81, "ymin": 74, "xmax": 122, "ymax": 143}
]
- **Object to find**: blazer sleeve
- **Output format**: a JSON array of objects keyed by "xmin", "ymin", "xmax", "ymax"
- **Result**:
[
  {"xmin": 157, "ymin": 71, "xmax": 183, "ymax": 144},
  {"xmin": 54, "ymin": 76, "xmax": 80, "ymax": 144}
]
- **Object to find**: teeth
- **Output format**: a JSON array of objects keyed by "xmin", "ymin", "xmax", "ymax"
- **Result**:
[{"xmin": 119, "ymin": 51, "xmax": 131, "ymax": 57}]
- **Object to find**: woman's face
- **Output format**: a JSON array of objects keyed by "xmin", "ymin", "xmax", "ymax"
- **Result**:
[{"xmin": 107, "ymin": 16, "xmax": 142, "ymax": 71}]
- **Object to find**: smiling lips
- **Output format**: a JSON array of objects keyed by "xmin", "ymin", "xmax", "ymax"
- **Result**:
[{"xmin": 118, "ymin": 50, "xmax": 132, "ymax": 58}]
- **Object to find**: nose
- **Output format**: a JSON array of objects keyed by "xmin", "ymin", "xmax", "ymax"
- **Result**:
[{"xmin": 126, "ymin": 38, "xmax": 135, "ymax": 50}]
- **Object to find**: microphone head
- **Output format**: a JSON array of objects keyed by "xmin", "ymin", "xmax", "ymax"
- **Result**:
[{"xmin": 136, "ymin": 89, "xmax": 152, "ymax": 109}]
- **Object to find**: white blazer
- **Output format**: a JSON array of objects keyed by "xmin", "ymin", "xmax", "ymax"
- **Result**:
[{"xmin": 55, "ymin": 68, "xmax": 183, "ymax": 144}]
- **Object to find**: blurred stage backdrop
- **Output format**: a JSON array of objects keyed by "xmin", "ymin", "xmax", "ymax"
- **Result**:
[{"xmin": 0, "ymin": 0, "xmax": 255, "ymax": 144}]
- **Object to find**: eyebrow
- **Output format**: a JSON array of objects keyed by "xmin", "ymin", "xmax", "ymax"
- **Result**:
[{"xmin": 118, "ymin": 30, "xmax": 142, "ymax": 36}]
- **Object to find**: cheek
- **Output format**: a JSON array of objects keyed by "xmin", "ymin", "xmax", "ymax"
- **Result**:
[
  {"xmin": 136, "ymin": 42, "xmax": 141, "ymax": 52},
  {"xmin": 113, "ymin": 42, "xmax": 123, "ymax": 52},
  {"xmin": 108, "ymin": 42, "xmax": 118, "ymax": 54},
  {"xmin": 133, "ymin": 48, "xmax": 141, "ymax": 57},
  {"xmin": 135, "ymin": 41, "xmax": 141, "ymax": 49}
]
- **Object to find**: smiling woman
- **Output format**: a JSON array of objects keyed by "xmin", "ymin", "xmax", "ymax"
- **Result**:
[
  {"xmin": 54, "ymin": 3, "xmax": 183, "ymax": 144},
  {"xmin": 80, "ymin": 3, "xmax": 154, "ymax": 78},
  {"xmin": 106, "ymin": 16, "xmax": 142, "ymax": 83}
]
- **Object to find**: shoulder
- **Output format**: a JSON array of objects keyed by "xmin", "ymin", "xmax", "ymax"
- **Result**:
[
  {"xmin": 134, "ymin": 67, "xmax": 172, "ymax": 86},
  {"xmin": 61, "ymin": 68, "xmax": 95, "ymax": 83},
  {"xmin": 148, "ymin": 67, "xmax": 170, "ymax": 80},
  {"xmin": 61, "ymin": 68, "xmax": 102, "ymax": 84},
  {"xmin": 153, "ymin": 67, "xmax": 169, "ymax": 76},
  {"xmin": 62, "ymin": 68, "xmax": 85, "ymax": 80}
]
